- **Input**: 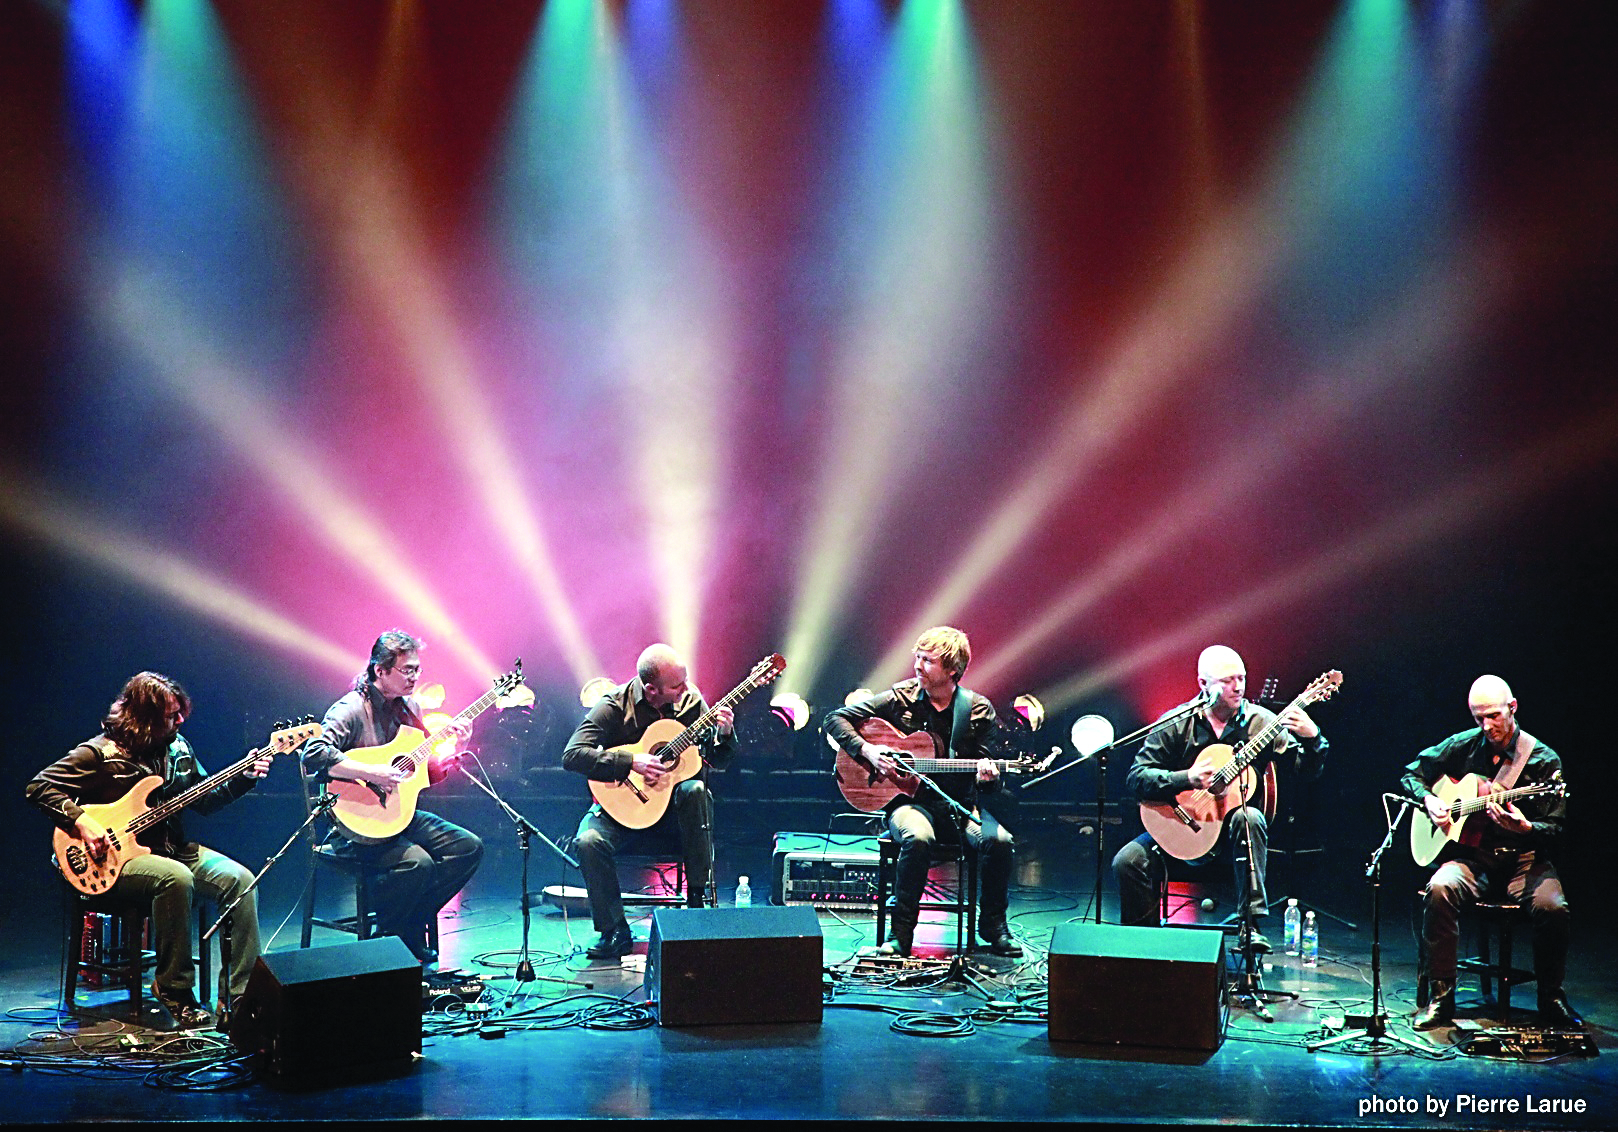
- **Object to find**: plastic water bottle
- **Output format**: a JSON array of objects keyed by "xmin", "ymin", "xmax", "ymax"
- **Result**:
[
  {"xmin": 735, "ymin": 875, "xmax": 752, "ymax": 907},
  {"xmin": 1283, "ymin": 898, "xmax": 1301, "ymax": 957},
  {"xmin": 1301, "ymin": 910, "xmax": 1319, "ymax": 968}
]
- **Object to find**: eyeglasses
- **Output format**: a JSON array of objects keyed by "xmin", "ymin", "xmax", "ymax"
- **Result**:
[{"xmin": 394, "ymin": 664, "xmax": 422, "ymax": 677}]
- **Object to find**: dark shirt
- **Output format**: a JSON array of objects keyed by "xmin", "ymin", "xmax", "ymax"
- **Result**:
[
  {"xmin": 301, "ymin": 682, "xmax": 430, "ymax": 781},
  {"xmin": 1126, "ymin": 698, "xmax": 1328, "ymax": 803},
  {"xmin": 562, "ymin": 678, "xmax": 737, "ymax": 784},
  {"xmin": 824, "ymin": 679, "xmax": 1000, "ymax": 814},
  {"xmin": 26, "ymin": 733, "xmax": 256, "ymax": 857},
  {"xmin": 1399, "ymin": 727, "xmax": 1565, "ymax": 852}
]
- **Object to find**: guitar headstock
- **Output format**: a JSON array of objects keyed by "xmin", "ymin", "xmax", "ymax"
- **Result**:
[
  {"xmin": 751, "ymin": 654, "xmax": 787, "ymax": 687},
  {"xmin": 269, "ymin": 716, "xmax": 323, "ymax": 752},
  {"xmin": 1302, "ymin": 670, "xmax": 1343, "ymax": 706}
]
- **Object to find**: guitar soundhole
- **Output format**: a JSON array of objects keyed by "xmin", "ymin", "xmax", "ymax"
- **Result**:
[{"xmin": 392, "ymin": 758, "xmax": 412, "ymax": 775}]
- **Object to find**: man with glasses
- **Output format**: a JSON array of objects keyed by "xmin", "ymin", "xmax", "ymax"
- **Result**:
[{"xmin": 300, "ymin": 629, "xmax": 483, "ymax": 966}]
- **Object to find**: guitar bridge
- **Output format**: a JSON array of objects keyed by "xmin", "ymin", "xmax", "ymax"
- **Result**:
[{"xmin": 1172, "ymin": 805, "xmax": 1202, "ymax": 832}]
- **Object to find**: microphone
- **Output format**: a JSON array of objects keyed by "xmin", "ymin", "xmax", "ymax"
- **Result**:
[{"xmin": 1384, "ymin": 792, "xmax": 1425, "ymax": 809}]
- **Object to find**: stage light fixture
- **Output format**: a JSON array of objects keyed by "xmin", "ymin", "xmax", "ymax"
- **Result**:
[
  {"xmin": 1012, "ymin": 693, "xmax": 1044, "ymax": 731},
  {"xmin": 1070, "ymin": 714, "xmax": 1115, "ymax": 758},
  {"xmin": 579, "ymin": 676, "xmax": 615, "ymax": 707},
  {"xmin": 770, "ymin": 693, "xmax": 810, "ymax": 732}
]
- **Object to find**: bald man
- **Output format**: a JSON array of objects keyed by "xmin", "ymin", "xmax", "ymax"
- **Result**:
[
  {"xmin": 562, "ymin": 645, "xmax": 736, "ymax": 960},
  {"xmin": 1401, "ymin": 676, "xmax": 1574, "ymax": 1029},
  {"xmin": 1113, "ymin": 646, "xmax": 1328, "ymax": 950}
]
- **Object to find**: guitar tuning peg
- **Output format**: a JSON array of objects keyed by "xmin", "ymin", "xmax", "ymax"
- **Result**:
[{"xmin": 274, "ymin": 719, "xmax": 286, "ymax": 730}]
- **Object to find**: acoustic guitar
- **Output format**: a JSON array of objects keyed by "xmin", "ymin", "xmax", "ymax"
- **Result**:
[
  {"xmin": 329, "ymin": 665, "xmax": 525, "ymax": 844},
  {"xmin": 591, "ymin": 654, "xmax": 786, "ymax": 829},
  {"xmin": 833, "ymin": 716, "xmax": 1036, "ymax": 813},
  {"xmin": 1140, "ymin": 670, "xmax": 1342, "ymax": 861},
  {"xmin": 54, "ymin": 719, "xmax": 321, "ymax": 895},
  {"xmin": 1409, "ymin": 772, "xmax": 1567, "ymax": 867}
]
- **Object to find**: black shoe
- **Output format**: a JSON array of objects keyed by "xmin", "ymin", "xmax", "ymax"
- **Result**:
[
  {"xmin": 876, "ymin": 928, "xmax": 913, "ymax": 957},
  {"xmin": 586, "ymin": 922, "xmax": 633, "ymax": 961},
  {"xmin": 980, "ymin": 930, "xmax": 1023, "ymax": 958},
  {"xmin": 1539, "ymin": 994, "xmax": 1583, "ymax": 1029},
  {"xmin": 1414, "ymin": 982, "xmax": 1454, "ymax": 1030},
  {"xmin": 152, "ymin": 984, "xmax": 214, "ymax": 1030}
]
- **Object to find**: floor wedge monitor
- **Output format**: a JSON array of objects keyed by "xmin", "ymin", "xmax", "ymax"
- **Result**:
[{"xmin": 1047, "ymin": 922, "xmax": 1226, "ymax": 1050}]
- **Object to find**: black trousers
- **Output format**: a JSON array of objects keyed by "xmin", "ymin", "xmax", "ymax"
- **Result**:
[
  {"xmin": 1112, "ymin": 805, "xmax": 1269, "ymax": 927},
  {"xmin": 573, "ymin": 780, "xmax": 714, "ymax": 933}
]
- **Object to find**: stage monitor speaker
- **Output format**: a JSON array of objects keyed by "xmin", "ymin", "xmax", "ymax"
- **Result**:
[
  {"xmin": 229, "ymin": 936, "xmax": 422, "ymax": 1087},
  {"xmin": 1047, "ymin": 923, "xmax": 1226, "ymax": 1051},
  {"xmin": 648, "ymin": 906, "xmax": 823, "ymax": 1027}
]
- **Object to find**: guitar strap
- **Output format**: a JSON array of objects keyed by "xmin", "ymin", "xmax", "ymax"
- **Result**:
[
  {"xmin": 947, "ymin": 686, "xmax": 973, "ymax": 760},
  {"xmin": 1491, "ymin": 727, "xmax": 1536, "ymax": 790}
]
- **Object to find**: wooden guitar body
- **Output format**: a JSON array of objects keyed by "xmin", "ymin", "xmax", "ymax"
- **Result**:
[
  {"xmin": 54, "ymin": 777, "xmax": 160, "ymax": 896},
  {"xmin": 833, "ymin": 720, "xmax": 944, "ymax": 812},
  {"xmin": 1138, "ymin": 742, "xmax": 1259, "ymax": 861},
  {"xmin": 1408, "ymin": 772, "xmax": 1566, "ymax": 867},
  {"xmin": 590, "ymin": 718, "xmax": 705, "ymax": 830},
  {"xmin": 328, "ymin": 726, "xmax": 432, "ymax": 844}
]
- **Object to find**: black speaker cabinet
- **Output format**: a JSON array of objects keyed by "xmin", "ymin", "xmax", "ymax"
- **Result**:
[
  {"xmin": 648, "ymin": 906, "xmax": 823, "ymax": 1027},
  {"xmin": 1047, "ymin": 923, "xmax": 1226, "ymax": 1050},
  {"xmin": 229, "ymin": 937, "xmax": 422, "ymax": 1087}
]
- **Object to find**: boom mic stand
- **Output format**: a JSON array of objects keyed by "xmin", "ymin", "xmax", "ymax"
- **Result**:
[
  {"xmin": 1023, "ymin": 696, "xmax": 1209, "ymax": 923},
  {"xmin": 1308, "ymin": 795, "xmax": 1426, "ymax": 1053},
  {"xmin": 455, "ymin": 760, "xmax": 590, "ymax": 990}
]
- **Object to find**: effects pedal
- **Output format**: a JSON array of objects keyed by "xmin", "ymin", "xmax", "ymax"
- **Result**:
[{"xmin": 422, "ymin": 968, "xmax": 486, "ymax": 1005}]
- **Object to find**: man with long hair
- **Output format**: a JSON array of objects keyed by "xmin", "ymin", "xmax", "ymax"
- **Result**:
[
  {"xmin": 825, "ymin": 626, "xmax": 1021, "ymax": 958},
  {"xmin": 28, "ymin": 672, "xmax": 271, "ymax": 1028},
  {"xmin": 300, "ymin": 630, "xmax": 483, "ymax": 966}
]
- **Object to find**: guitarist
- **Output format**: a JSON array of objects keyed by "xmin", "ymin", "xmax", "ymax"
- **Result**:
[
  {"xmin": 824, "ymin": 626, "xmax": 1021, "ymax": 958},
  {"xmin": 26, "ymin": 672, "xmax": 271, "ymax": 1028},
  {"xmin": 299, "ymin": 630, "xmax": 482, "ymax": 967},
  {"xmin": 561, "ymin": 643, "xmax": 735, "ymax": 961},
  {"xmin": 1401, "ymin": 674, "xmax": 1574, "ymax": 1029},
  {"xmin": 1113, "ymin": 645, "xmax": 1328, "ymax": 950}
]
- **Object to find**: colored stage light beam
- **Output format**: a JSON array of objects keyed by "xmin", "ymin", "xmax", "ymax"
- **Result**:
[
  {"xmin": 863, "ymin": 0, "xmax": 1440, "ymax": 688},
  {"xmin": 255, "ymin": 0, "xmax": 607, "ymax": 688},
  {"xmin": 780, "ymin": 0, "xmax": 1006, "ymax": 696},
  {"xmin": 490, "ymin": 0, "xmax": 723, "ymax": 671},
  {"xmin": 99, "ymin": 268, "xmax": 504, "ymax": 683},
  {"xmin": 1036, "ymin": 398, "xmax": 1618, "ymax": 714},
  {"xmin": 970, "ymin": 233, "xmax": 1507, "ymax": 695},
  {"xmin": 0, "ymin": 467, "xmax": 359, "ymax": 678}
]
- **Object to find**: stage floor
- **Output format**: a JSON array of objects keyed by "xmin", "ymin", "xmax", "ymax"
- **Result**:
[{"xmin": 2, "ymin": 815, "xmax": 1613, "ymax": 1127}]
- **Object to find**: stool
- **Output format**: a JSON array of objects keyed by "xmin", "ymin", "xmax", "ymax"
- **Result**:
[
  {"xmin": 1457, "ymin": 900, "xmax": 1536, "ymax": 1011},
  {"xmin": 874, "ymin": 834, "xmax": 978, "ymax": 954},
  {"xmin": 1416, "ymin": 895, "xmax": 1536, "ymax": 1011},
  {"xmin": 64, "ymin": 889, "xmax": 215, "ymax": 1015},
  {"xmin": 620, "ymin": 857, "xmax": 696, "ymax": 907},
  {"xmin": 298, "ymin": 838, "xmax": 441, "ymax": 954}
]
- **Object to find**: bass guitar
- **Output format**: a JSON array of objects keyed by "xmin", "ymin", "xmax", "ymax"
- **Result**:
[
  {"xmin": 833, "ymin": 716, "xmax": 1038, "ymax": 813},
  {"xmin": 329, "ymin": 664, "xmax": 525, "ymax": 844},
  {"xmin": 1409, "ymin": 772, "xmax": 1567, "ymax": 867},
  {"xmin": 591, "ymin": 654, "xmax": 785, "ymax": 829},
  {"xmin": 1140, "ymin": 669, "xmax": 1342, "ymax": 861},
  {"xmin": 54, "ymin": 718, "xmax": 322, "ymax": 895}
]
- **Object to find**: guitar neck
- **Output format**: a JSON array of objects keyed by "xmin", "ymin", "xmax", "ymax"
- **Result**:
[
  {"xmin": 1454, "ymin": 781, "xmax": 1553, "ymax": 816},
  {"xmin": 903, "ymin": 758, "xmax": 1014, "ymax": 774},
  {"xmin": 660, "ymin": 676, "xmax": 764, "ymax": 760},
  {"xmin": 130, "ymin": 744, "xmax": 269, "ymax": 834},
  {"xmin": 1217, "ymin": 691, "xmax": 1310, "ymax": 786}
]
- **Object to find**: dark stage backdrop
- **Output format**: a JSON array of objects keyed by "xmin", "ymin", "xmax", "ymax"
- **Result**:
[{"xmin": 1, "ymin": 2, "xmax": 1614, "ymax": 946}]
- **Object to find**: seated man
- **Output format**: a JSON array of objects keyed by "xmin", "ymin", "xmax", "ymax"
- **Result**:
[
  {"xmin": 27, "ymin": 672, "xmax": 271, "ymax": 1028},
  {"xmin": 825, "ymin": 626, "xmax": 1021, "ymax": 958},
  {"xmin": 1403, "ymin": 674, "xmax": 1574, "ymax": 1029},
  {"xmin": 562, "ymin": 644, "xmax": 735, "ymax": 960},
  {"xmin": 1113, "ymin": 645, "xmax": 1327, "ymax": 950},
  {"xmin": 300, "ymin": 630, "xmax": 483, "ymax": 966}
]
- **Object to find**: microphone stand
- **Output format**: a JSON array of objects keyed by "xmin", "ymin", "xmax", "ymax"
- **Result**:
[
  {"xmin": 1225, "ymin": 803, "xmax": 1295, "ymax": 1022},
  {"xmin": 1022, "ymin": 697, "xmax": 1208, "ymax": 924},
  {"xmin": 454, "ymin": 762, "xmax": 590, "ymax": 990},
  {"xmin": 204, "ymin": 793, "xmax": 337, "ymax": 1028},
  {"xmin": 1308, "ymin": 795, "xmax": 1426, "ymax": 1053}
]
